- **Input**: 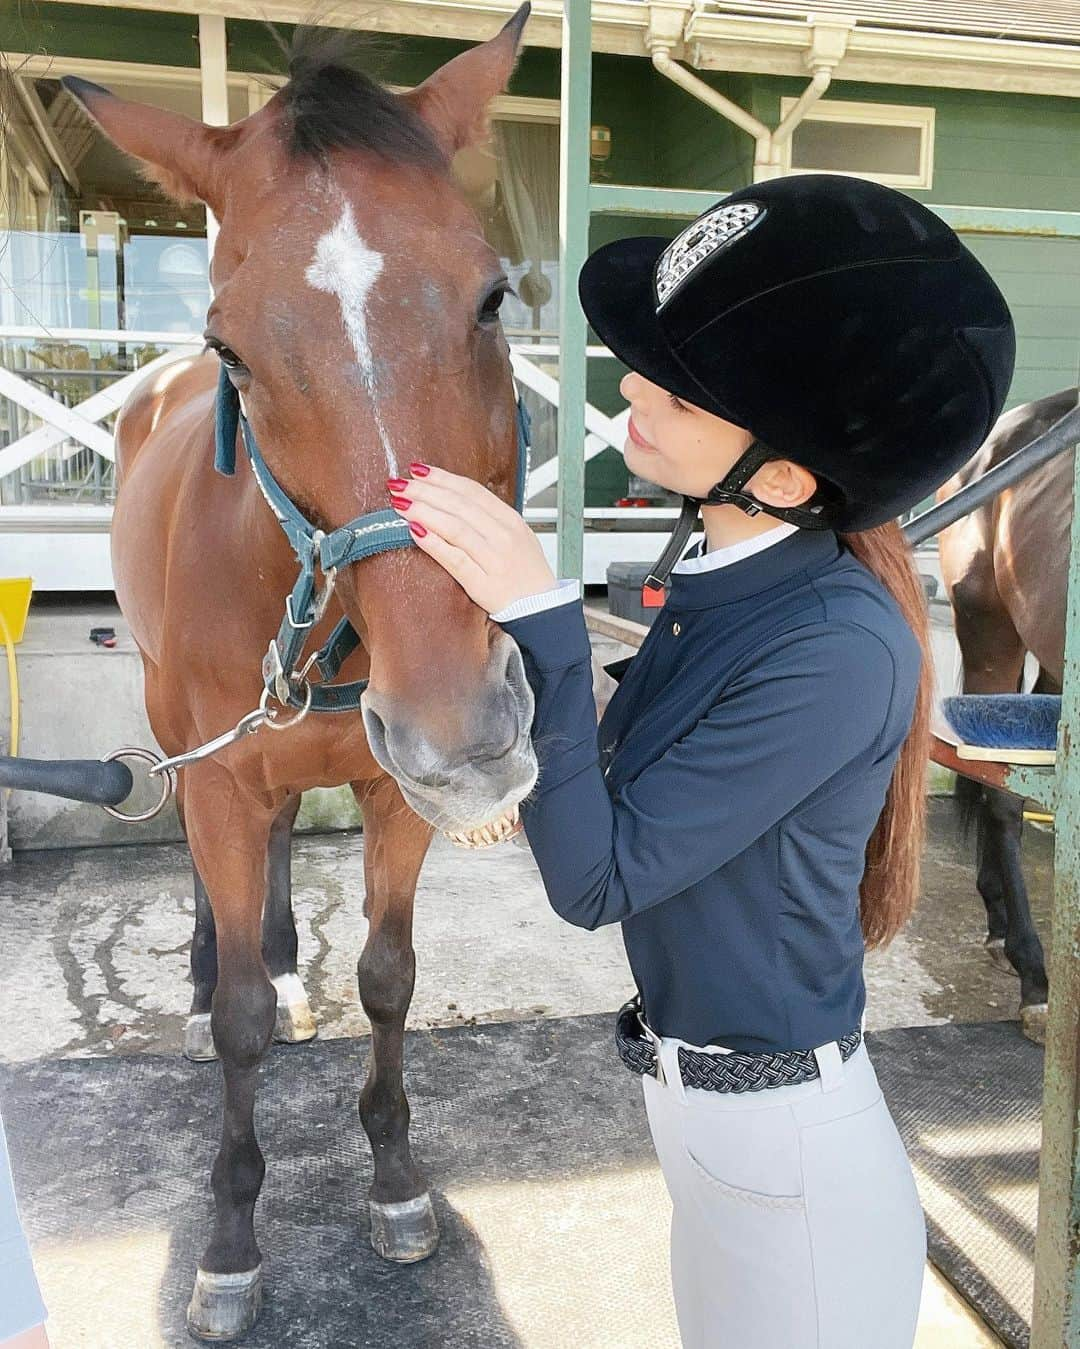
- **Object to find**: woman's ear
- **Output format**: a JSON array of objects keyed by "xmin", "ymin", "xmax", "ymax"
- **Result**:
[{"xmin": 749, "ymin": 459, "xmax": 819, "ymax": 510}]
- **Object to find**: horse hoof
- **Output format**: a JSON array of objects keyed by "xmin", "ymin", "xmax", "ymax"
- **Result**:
[
  {"xmin": 369, "ymin": 1193, "xmax": 439, "ymax": 1263},
  {"xmin": 1022, "ymin": 1002, "xmax": 1049, "ymax": 1045},
  {"xmin": 186, "ymin": 1265, "xmax": 262, "ymax": 1341},
  {"xmin": 271, "ymin": 974, "xmax": 317, "ymax": 1044},
  {"xmin": 985, "ymin": 937, "xmax": 1014, "ymax": 975},
  {"xmin": 183, "ymin": 1014, "xmax": 218, "ymax": 1063}
]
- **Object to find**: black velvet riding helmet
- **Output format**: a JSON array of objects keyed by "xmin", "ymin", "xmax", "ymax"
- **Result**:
[{"xmin": 578, "ymin": 173, "xmax": 1015, "ymax": 595}]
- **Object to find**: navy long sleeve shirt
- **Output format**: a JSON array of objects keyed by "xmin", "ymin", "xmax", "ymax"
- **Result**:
[{"xmin": 493, "ymin": 527, "xmax": 921, "ymax": 1054}]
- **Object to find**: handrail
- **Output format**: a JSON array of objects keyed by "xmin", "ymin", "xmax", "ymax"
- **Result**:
[
  {"xmin": 0, "ymin": 325, "xmax": 203, "ymax": 345},
  {"xmin": 0, "ymin": 339, "xmax": 630, "ymax": 505},
  {"xmin": 0, "ymin": 327, "xmax": 616, "ymax": 358},
  {"xmin": 5, "ymin": 328, "xmax": 1078, "ymax": 541},
  {"xmin": 903, "ymin": 400, "xmax": 1080, "ymax": 545}
]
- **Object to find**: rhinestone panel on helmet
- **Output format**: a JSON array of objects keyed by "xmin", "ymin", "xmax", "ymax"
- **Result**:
[{"xmin": 654, "ymin": 201, "xmax": 765, "ymax": 310}]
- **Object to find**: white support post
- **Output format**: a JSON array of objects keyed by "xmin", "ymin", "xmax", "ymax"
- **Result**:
[{"xmin": 198, "ymin": 14, "xmax": 229, "ymax": 266}]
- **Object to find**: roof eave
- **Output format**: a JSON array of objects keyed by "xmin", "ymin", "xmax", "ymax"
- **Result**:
[
  {"xmin": 23, "ymin": 0, "xmax": 1080, "ymax": 97},
  {"xmin": 686, "ymin": 11, "xmax": 1080, "ymax": 97}
]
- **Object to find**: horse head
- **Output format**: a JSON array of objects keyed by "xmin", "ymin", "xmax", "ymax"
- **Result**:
[{"xmin": 63, "ymin": 7, "xmax": 545, "ymax": 840}]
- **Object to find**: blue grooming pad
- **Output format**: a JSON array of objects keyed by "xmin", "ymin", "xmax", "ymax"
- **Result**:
[{"xmin": 941, "ymin": 695, "xmax": 1061, "ymax": 752}]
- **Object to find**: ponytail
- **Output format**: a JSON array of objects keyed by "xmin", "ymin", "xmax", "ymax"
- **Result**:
[{"xmin": 838, "ymin": 521, "xmax": 933, "ymax": 948}]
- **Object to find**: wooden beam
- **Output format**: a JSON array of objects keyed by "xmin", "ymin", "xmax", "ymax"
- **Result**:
[
  {"xmin": 12, "ymin": 76, "xmax": 80, "ymax": 192},
  {"xmin": 198, "ymin": 13, "xmax": 229, "ymax": 261}
]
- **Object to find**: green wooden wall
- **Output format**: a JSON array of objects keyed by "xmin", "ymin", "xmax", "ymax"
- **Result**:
[
  {"xmin": 5, "ymin": 8, "xmax": 1078, "ymax": 498},
  {"xmin": 0, "ymin": 3, "xmax": 198, "ymax": 66},
  {"xmin": 593, "ymin": 63, "xmax": 1080, "ymax": 493}
]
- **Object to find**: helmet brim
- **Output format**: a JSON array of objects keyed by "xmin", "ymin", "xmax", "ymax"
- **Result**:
[{"xmin": 577, "ymin": 236, "xmax": 747, "ymax": 427}]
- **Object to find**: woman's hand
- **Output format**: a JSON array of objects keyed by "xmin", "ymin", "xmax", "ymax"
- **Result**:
[{"xmin": 385, "ymin": 462, "xmax": 558, "ymax": 615}]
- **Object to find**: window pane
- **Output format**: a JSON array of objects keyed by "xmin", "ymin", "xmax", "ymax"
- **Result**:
[
  {"xmin": 453, "ymin": 119, "xmax": 562, "ymax": 486},
  {"xmin": 791, "ymin": 119, "xmax": 923, "ymax": 177}
]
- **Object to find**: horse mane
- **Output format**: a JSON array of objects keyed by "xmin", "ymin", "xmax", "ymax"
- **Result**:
[{"xmin": 276, "ymin": 26, "xmax": 447, "ymax": 169}]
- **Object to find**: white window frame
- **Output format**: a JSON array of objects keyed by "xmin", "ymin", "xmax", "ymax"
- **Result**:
[{"xmin": 777, "ymin": 97, "xmax": 935, "ymax": 190}]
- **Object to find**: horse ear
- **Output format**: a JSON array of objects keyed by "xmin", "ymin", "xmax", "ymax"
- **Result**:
[
  {"xmin": 60, "ymin": 76, "xmax": 237, "ymax": 212},
  {"xmin": 400, "ymin": 3, "xmax": 530, "ymax": 157}
]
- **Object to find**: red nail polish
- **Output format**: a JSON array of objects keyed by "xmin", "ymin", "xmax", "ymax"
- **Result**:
[
  {"xmin": 409, "ymin": 462, "xmax": 431, "ymax": 477},
  {"xmin": 389, "ymin": 495, "xmax": 413, "ymax": 509},
  {"xmin": 386, "ymin": 477, "xmax": 408, "ymax": 492},
  {"xmin": 408, "ymin": 521, "xmax": 427, "ymax": 538}
]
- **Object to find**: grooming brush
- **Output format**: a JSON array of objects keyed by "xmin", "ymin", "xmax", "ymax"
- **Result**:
[{"xmin": 941, "ymin": 695, "xmax": 1061, "ymax": 752}]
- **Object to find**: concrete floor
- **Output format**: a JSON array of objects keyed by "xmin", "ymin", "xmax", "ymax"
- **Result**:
[
  {"xmin": 0, "ymin": 796, "xmax": 1054, "ymax": 1346},
  {"xmin": 0, "ymin": 798, "xmax": 1053, "ymax": 1065}
]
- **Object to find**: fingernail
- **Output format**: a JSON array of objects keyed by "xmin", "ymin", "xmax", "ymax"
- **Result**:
[
  {"xmin": 408, "ymin": 521, "xmax": 427, "ymax": 538},
  {"xmin": 386, "ymin": 477, "xmax": 408, "ymax": 492},
  {"xmin": 389, "ymin": 495, "xmax": 413, "ymax": 509},
  {"xmin": 409, "ymin": 462, "xmax": 431, "ymax": 477}
]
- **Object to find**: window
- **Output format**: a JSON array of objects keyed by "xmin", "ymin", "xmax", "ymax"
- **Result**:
[{"xmin": 778, "ymin": 98, "xmax": 934, "ymax": 190}]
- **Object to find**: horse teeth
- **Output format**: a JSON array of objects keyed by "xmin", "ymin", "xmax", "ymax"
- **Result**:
[{"xmin": 443, "ymin": 805, "xmax": 523, "ymax": 848}]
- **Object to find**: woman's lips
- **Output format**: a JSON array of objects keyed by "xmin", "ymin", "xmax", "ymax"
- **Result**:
[{"xmin": 627, "ymin": 417, "xmax": 659, "ymax": 452}]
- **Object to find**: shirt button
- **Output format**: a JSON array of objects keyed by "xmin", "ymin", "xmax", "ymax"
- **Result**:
[{"xmin": 672, "ymin": 621, "xmax": 681, "ymax": 635}]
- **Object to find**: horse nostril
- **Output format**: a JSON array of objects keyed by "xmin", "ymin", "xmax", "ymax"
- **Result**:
[{"xmin": 474, "ymin": 691, "xmax": 522, "ymax": 761}]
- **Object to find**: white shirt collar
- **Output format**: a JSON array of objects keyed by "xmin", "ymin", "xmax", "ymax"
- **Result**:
[{"xmin": 670, "ymin": 521, "xmax": 801, "ymax": 574}]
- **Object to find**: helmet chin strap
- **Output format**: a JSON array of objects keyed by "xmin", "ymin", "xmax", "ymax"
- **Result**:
[{"xmin": 640, "ymin": 440, "xmax": 832, "ymax": 607}]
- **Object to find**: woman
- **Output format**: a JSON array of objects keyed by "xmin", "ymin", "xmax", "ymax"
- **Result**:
[{"xmin": 383, "ymin": 173, "xmax": 1014, "ymax": 1348}]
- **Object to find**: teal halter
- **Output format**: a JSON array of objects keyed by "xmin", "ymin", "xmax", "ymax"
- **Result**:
[{"xmin": 214, "ymin": 361, "xmax": 531, "ymax": 713}]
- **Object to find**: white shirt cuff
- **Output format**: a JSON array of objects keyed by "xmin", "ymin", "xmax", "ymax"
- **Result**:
[{"xmin": 489, "ymin": 578, "xmax": 582, "ymax": 623}]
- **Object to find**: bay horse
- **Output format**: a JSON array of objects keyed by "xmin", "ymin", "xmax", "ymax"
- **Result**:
[
  {"xmin": 937, "ymin": 384, "xmax": 1079, "ymax": 1045},
  {"xmin": 62, "ymin": 8, "xmax": 537, "ymax": 1338}
]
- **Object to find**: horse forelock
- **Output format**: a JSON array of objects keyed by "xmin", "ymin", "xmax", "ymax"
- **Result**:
[{"xmin": 277, "ymin": 27, "xmax": 447, "ymax": 172}]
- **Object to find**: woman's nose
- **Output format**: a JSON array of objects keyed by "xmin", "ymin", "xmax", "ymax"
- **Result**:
[{"xmin": 620, "ymin": 370, "xmax": 644, "ymax": 401}]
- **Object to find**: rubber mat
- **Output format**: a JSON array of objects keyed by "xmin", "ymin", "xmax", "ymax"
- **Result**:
[
  {"xmin": 866, "ymin": 1020, "xmax": 1042, "ymax": 1349},
  {"xmin": 0, "ymin": 1016, "xmax": 1039, "ymax": 1348},
  {"xmin": 0, "ymin": 1013, "xmax": 678, "ymax": 1349}
]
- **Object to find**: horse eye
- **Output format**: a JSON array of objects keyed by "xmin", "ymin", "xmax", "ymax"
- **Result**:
[
  {"xmin": 205, "ymin": 337, "xmax": 246, "ymax": 371},
  {"xmin": 478, "ymin": 285, "xmax": 509, "ymax": 326}
]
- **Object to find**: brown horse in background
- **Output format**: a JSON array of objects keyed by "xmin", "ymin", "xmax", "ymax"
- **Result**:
[
  {"xmin": 62, "ymin": 9, "xmax": 536, "ymax": 1339},
  {"xmin": 937, "ymin": 384, "xmax": 1079, "ymax": 1045}
]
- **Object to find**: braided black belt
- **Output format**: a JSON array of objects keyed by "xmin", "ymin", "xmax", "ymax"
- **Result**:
[{"xmin": 615, "ymin": 997, "xmax": 862, "ymax": 1094}]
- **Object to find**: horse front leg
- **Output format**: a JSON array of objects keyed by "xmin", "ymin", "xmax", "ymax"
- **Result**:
[
  {"xmin": 184, "ymin": 868, "xmax": 220, "ymax": 1061},
  {"xmin": 354, "ymin": 775, "xmax": 438, "ymax": 1263},
  {"xmin": 183, "ymin": 794, "xmax": 314, "ymax": 1061},
  {"xmin": 261, "ymin": 794, "xmax": 317, "ymax": 1045},
  {"xmin": 183, "ymin": 767, "xmax": 279, "ymax": 1341}
]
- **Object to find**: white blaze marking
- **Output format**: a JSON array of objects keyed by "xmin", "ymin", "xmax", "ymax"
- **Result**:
[{"xmin": 305, "ymin": 200, "xmax": 398, "ymax": 474}]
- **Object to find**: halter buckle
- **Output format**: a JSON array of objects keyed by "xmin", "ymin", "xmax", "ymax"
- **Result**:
[{"xmin": 285, "ymin": 592, "xmax": 315, "ymax": 631}]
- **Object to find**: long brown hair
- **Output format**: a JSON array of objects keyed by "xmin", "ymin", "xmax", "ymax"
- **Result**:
[{"xmin": 838, "ymin": 521, "xmax": 933, "ymax": 948}]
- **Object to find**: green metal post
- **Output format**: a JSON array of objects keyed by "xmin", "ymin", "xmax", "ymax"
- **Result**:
[
  {"xmin": 556, "ymin": 0, "xmax": 592, "ymax": 582},
  {"xmin": 1031, "ymin": 442, "xmax": 1080, "ymax": 1348}
]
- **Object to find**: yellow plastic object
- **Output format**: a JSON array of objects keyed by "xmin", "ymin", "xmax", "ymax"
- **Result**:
[
  {"xmin": 0, "ymin": 577, "xmax": 32, "ymax": 645},
  {"xmin": 0, "ymin": 577, "xmax": 31, "ymax": 761}
]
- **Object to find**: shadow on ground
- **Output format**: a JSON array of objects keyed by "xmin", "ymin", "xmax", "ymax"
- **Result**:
[{"xmin": 0, "ymin": 1015, "xmax": 676, "ymax": 1349}]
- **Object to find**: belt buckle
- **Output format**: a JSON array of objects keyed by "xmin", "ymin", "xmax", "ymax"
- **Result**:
[{"xmin": 637, "ymin": 1009, "xmax": 669, "ymax": 1086}]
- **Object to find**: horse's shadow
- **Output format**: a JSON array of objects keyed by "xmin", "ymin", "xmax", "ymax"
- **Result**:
[
  {"xmin": 4, "ymin": 1015, "xmax": 670, "ymax": 1348},
  {"xmin": 158, "ymin": 1036, "xmax": 527, "ymax": 1349}
]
